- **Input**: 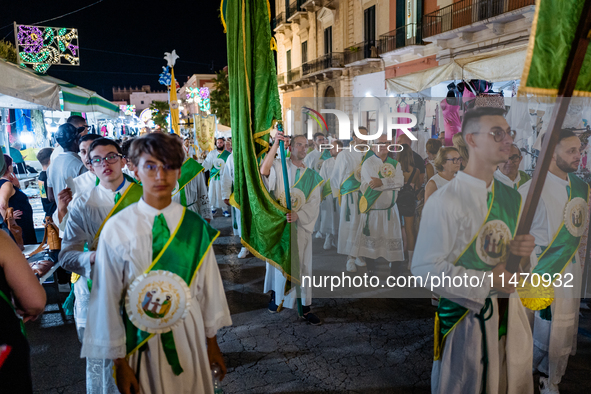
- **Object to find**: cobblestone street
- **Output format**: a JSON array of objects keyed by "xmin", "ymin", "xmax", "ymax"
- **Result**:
[{"xmin": 28, "ymin": 215, "xmax": 591, "ymax": 393}]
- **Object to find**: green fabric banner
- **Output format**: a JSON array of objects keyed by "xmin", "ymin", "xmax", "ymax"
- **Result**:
[
  {"xmin": 519, "ymin": 0, "xmax": 591, "ymax": 96},
  {"xmin": 226, "ymin": 0, "xmax": 294, "ymax": 281}
]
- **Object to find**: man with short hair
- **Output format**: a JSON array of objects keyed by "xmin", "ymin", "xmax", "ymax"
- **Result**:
[
  {"xmin": 51, "ymin": 115, "xmax": 90, "ymax": 163},
  {"xmin": 260, "ymin": 133, "xmax": 323, "ymax": 325},
  {"xmin": 74, "ymin": 134, "xmax": 103, "ymax": 192},
  {"xmin": 494, "ymin": 144, "xmax": 531, "ymax": 189},
  {"xmin": 318, "ymin": 140, "xmax": 343, "ymax": 250},
  {"xmin": 202, "ymin": 137, "xmax": 231, "ymax": 216},
  {"xmin": 36, "ymin": 147, "xmax": 56, "ymax": 218},
  {"xmin": 330, "ymin": 126, "xmax": 372, "ymax": 272},
  {"xmin": 519, "ymin": 129, "xmax": 588, "ymax": 394},
  {"xmin": 412, "ymin": 107, "xmax": 536, "ymax": 393},
  {"xmin": 47, "ymin": 123, "xmax": 87, "ymax": 205},
  {"xmin": 82, "ymin": 133, "xmax": 231, "ymax": 394},
  {"xmin": 60, "ymin": 138, "xmax": 142, "ymax": 393}
]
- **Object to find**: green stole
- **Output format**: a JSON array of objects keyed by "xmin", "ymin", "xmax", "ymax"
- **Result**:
[
  {"xmin": 339, "ymin": 150, "xmax": 374, "ymax": 221},
  {"xmin": 533, "ymin": 173, "xmax": 589, "ymax": 278},
  {"xmin": 290, "ymin": 168, "xmax": 324, "ymax": 204},
  {"xmin": 209, "ymin": 150, "xmax": 230, "ymax": 181},
  {"xmin": 321, "ymin": 179, "xmax": 332, "ymax": 200},
  {"xmin": 172, "ymin": 158, "xmax": 205, "ymax": 207},
  {"xmin": 125, "ymin": 208, "xmax": 220, "ymax": 375},
  {"xmin": 515, "ymin": 170, "xmax": 531, "ymax": 190},
  {"xmin": 434, "ymin": 180, "xmax": 521, "ymax": 362}
]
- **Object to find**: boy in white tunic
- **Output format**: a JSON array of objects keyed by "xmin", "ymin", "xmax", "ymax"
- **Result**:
[
  {"xmin": 412, "ymin": 107, "xmax": 536, "ymax": 394},
  {"xmin": 494, "ymin": 144, "xmax": 531, "ymax": 190},
  {"xmin": 202, "ymin": 138, "xmax": 231, "ymax": 216},
  {"xmin": 81, "ymin": 133, "xmax": 232, "ymax": 394},
  {"xmin": 350, "ymin": 134, "xmax": 404, "ymax": 264},
  {"xmin": 60, "ymin": 138, "xmax": 142, "ymax": 394},
  {"xmin": 221, "ymin": 152, "xmax": 250, "ymax": 258},
  {"xmin": 330, "ymin": 127, "xmax": 370, "ymax": 272},
  {"xmin": 303, "ymin": 132, "xmax": 328, "ymax": 238},
  {"xmin": 518, "ymin": 129, "xmax": 589, "ymax": 394},
  {"xmin": 318, "ymin": 141, "xmax": 342, "ymax": 250},
  {"xmin": 260, "ymin": 133, "xmax": 323, "ymax": 325}
]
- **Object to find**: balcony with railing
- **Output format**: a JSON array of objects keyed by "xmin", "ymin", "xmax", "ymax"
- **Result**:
[
  {"xmin": 287, "ymin": 0, "xmax": 307, "ymax": 22},
  {"xmin": 378, "ymin": 23, "xmax": 424, "ymax": 55},
  {"xmin": 301, "ymin": 52, "xmax": 345, "ymax": 76},
  {"xmin": 272, "ymin": 12, "xmax": 290, "ymax": 32},
  {"xmin": 277, "ymin": 73, "xmax": 286, "ymax": 86},
  {"xmin": 422, "ymin": 0, "xmax": 536, "ymax": 38},
  {"xmin": 286, "ymin": 67, "xmax": 302, "ymax": 84},
  {"xmin": 344, "ymin": 41, "xmax": 380, "ymax": 65}
]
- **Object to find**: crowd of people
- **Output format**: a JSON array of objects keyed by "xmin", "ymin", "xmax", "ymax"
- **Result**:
[{"xmin": 0, "ymin": 105, "xmax": 588, "ymax": 394}]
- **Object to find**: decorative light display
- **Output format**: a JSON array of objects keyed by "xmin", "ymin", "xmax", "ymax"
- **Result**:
[
  {"xmin": 159, "ymin": 66, "xmax": 172, "ymax": 85},
  {"xmin": 16, "ymin": 24, "xmax": 79, "ymax": 73},
  {"xmin": 185, "ymin": 87, "xmax": 210, "ymax": 112},
  {"xmin": 119, "ymin": 105, "xmax": 136, "ymax": 116}
]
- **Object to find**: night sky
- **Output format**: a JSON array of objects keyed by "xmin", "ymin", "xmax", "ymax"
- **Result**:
[{"xmin": 2, "ymin": 0, "xmax": 229, "ymax": 100}]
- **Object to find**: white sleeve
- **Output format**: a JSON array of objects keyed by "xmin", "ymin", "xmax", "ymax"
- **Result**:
[
  {"xmin": 202, "ymin": 151, "xmax": 215, "ymax": 171},
  {"xmin": 411, "ymin": 198, "xmax": 491, "ymax": 312},
  {"xmin": 262, "ymin": 162, "xmax": 278, "ymax": 193},
  {"xmin": 221, "ymin": 156, "xmax": 234, "ymax": 200},
  {"xmin": 195, "ymin": 248, "xmax": 232, "ymax": 338},
  {"xmin": 195, "ymin": 173, "xmax": 212, "ymax": 220},
  {"xmin": 80, "ymin": 233, "xmax": 128, "ymax": 359},
  {"xmin": 58, "ymin": 199, "xmax": 92, "ymax": 277}
]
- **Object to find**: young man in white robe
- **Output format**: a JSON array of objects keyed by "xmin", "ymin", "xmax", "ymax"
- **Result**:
[
  {"xmin": 494, "ymin": 144, "xmax": 531, "ymax": 190},
  {"xmin": 202, "ymin": 138, "xmax": 231, "ymax": 217},
  {"xmin": 303, "ymin": 132, "xmax": 328, "ymax": 238},
  {"xmin": 518, "ymin": 129, "xmax": 588, "ymax": 394},
  {"xmin": 221, "ymin": 152, "xmax": 250, "ymax": 258},
  {"xmin": 412, "ymin": 107, "xmax": 536, "ymax": 394},
  {"xmin": 318, "ymin": 141, "xmax": 342, "ymax": 250},
  {"xmin": 350, "ymin": 134, "xmax": 404, "ymax": 265},
  {"xmin": 260, "ymin": 133, "xmax": 323, "ymax": 325},
  {"xmin": 81, "ymin": 133, "xmax": 232, "ymax": 394},
  {"xmin": 330, "ymin": 126, "xmax": 371, "ymax": 272},
  {"xmin": 60, "ymin": 138, "xmax": 142, "ymax": 394}
]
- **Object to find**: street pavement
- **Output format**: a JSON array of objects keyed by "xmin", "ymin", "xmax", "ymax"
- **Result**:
[{"xmin": 28, "ymin": 215, "xmax": 591, "ymax": 393}]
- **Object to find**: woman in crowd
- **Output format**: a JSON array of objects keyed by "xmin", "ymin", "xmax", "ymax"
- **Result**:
[
  {"xmin": 397, "ymin": 144, "xmax": 420, "ymax": 263},
  {"xmin": 0, "ymin": 155, "xmax": 37, "ymax": 244},
  {"xmin": 425, "ymin": 139, "xmax": 442, "ymax": 182},
  {"xmin": 452, "ymin": 133, "xmax": 469, "ymax": 170},
  {"xmin": 424, "ymin": 147, "xmax": 462, "ymax": 203}
]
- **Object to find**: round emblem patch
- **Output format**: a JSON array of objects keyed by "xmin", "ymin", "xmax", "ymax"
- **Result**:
[
  {"xmin": 316, "ymin": 159, "xmax": 324, "ymax": 172},
  {"xmin": 277, "ymin": 189, "xmax": 306, "ymax": 212},
  {"xmin": 380, "ymin": 163, "xmax": 396, "ymax": 178},
  {"xmin": 475, "ymin": 220, "xmax": 512, "ymax": 266},
  {"xmin": 125, "ymin": 270, "xmax": 191, "ymax": 334},
  {"xmin": 354, "ymin": 165, "xmax": 362, "ymax": 182},
  {"xmin": 213, "ymin": 158, "xmax": 225, "ymax": 171},
  {"xmin": 564, "ymin": 197, "xmax": 587, "ymax": 237}
]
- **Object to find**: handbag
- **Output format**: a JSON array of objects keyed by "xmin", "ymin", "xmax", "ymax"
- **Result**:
[
  {"xmin": 396, "ymin": 167, "xmax": 418, "ymax": 217},
  {"xmin": 28, "ymin": 216, "xmax": 61, "ymax": 257},
  {"xmin": 4, "ymin": 207, "xmax": 24, "ymax": 251}
]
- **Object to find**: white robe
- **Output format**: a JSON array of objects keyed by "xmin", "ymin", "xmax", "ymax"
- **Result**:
[
  {"xmin": 81, "ymin": 200, "xmax": 232, "ymax": 394},
  {"xmin": 330, "ymin": 148, "xmax": 365, "ymax": 257},
  {"xmin": 318, "ymin": 157, "xmax": 339, "ymax": 236},
  {"xmin": 262, "ymin": 159, "xmax": 321, "ymax": 308},
  {"xmin": 202, "ymin": 149, "xmax": 230, "ymax": 211},
  {"xmin": 221, "ymin": 153, "xmax": 241, "ymax": 237},
  {"xmin": 304, "ymin": 149, "xmax": 323, "ymax": 233},
  {"xmin": 60, "ymin": 179, "xmax": 133, "ymax": 394},
  {"xmin": 494, "ymin": 169, "xmax": 525, "ymax": 190},
  {"xmin": 412, "ymin": 171, "xmax": 533, "ymax": 394},
  {"xmin": 52, "ymin": 170, "xmax": 98, "ymax": 237},
  {"xmin": 519, "ymin": 172, "xmax": 583, "ymax": 386},
  {"xmin": 172, "ymin": 172, "xmax": 212, "ymax": 221},
  {"xmin": 350, "ymin": 155, "xmax": 404, "ymax": 261}
]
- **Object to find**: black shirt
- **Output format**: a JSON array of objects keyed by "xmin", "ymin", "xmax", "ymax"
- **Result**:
[{"xmin": 38, "ymin": 171, "xmax": 57, "ymax": 218}]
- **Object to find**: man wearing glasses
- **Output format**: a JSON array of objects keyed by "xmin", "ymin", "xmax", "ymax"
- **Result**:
[
  {"xmin": 60, "ymin": 138, "xmax": 142, "ymax": 393},
  {"xmin": 494, "ymin": 144, "xmax": 531, "ymax": 189},
  {"xmin": 412, "ymin": 107, "xmax": 536, "ymax": 393}
]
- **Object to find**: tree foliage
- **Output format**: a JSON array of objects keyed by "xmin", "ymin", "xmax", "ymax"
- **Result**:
[
  {"xmin": 149, "ymin": 101, "xmax": 170, "ymax": 131},
  {"xmin": 0, "ymin": 40, "xmax": 17, "ymax": 64},
  {"xmin": 210, "ymin": 68, "xmax": 231, "ymax": 127}
]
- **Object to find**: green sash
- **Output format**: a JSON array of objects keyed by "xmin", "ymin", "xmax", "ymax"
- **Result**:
[
  {"xmin": 320, "ymin": 149, "xmax": 332, "ymax": 161},
  {"xmin": 338, "ymin": 150, "xmax": 374, "ymax": 203},
  {"xmin": 125, "ymin": 208, "xmax": 220, "ymax": 374},
  {"xmin": 358, "ymin": 156, "xmax": 399, "ymax": 214},
  {"xmin": 173, "ymin": 158, "xmax": 205, "ymax": 207},
  {"xmin": 533, "ymin": 173, "xmax": 589, "ymax": 278},
  {"xmin": 291, "ymin": 168, "xmax": 324, "ymax": 203},
  {"xmin": 321, "ymin": 179, "xmax": 332, "ymax": 200},
  {"xmin": 209, "ymin": 150, "xmax": 230, "ymax": 181},
  {"xmin": 516, "ymin": 170, "xmax": 531, "ymax": 190},
  {"xmin": 434, "ymin": 181, "xmax": 522, "ymax": 365}
]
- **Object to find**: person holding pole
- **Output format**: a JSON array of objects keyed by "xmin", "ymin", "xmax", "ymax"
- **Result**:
[
  {"xmin": 412, "ymin": 107, "xmax": 536, "ymax": 393},
  {"xmin": 518, "ymin": 129, "xmax": 589, "ymax": 394},
  {"xmin": 260, "ymin": 132, "xmax": 323, "ymax": 325}
]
